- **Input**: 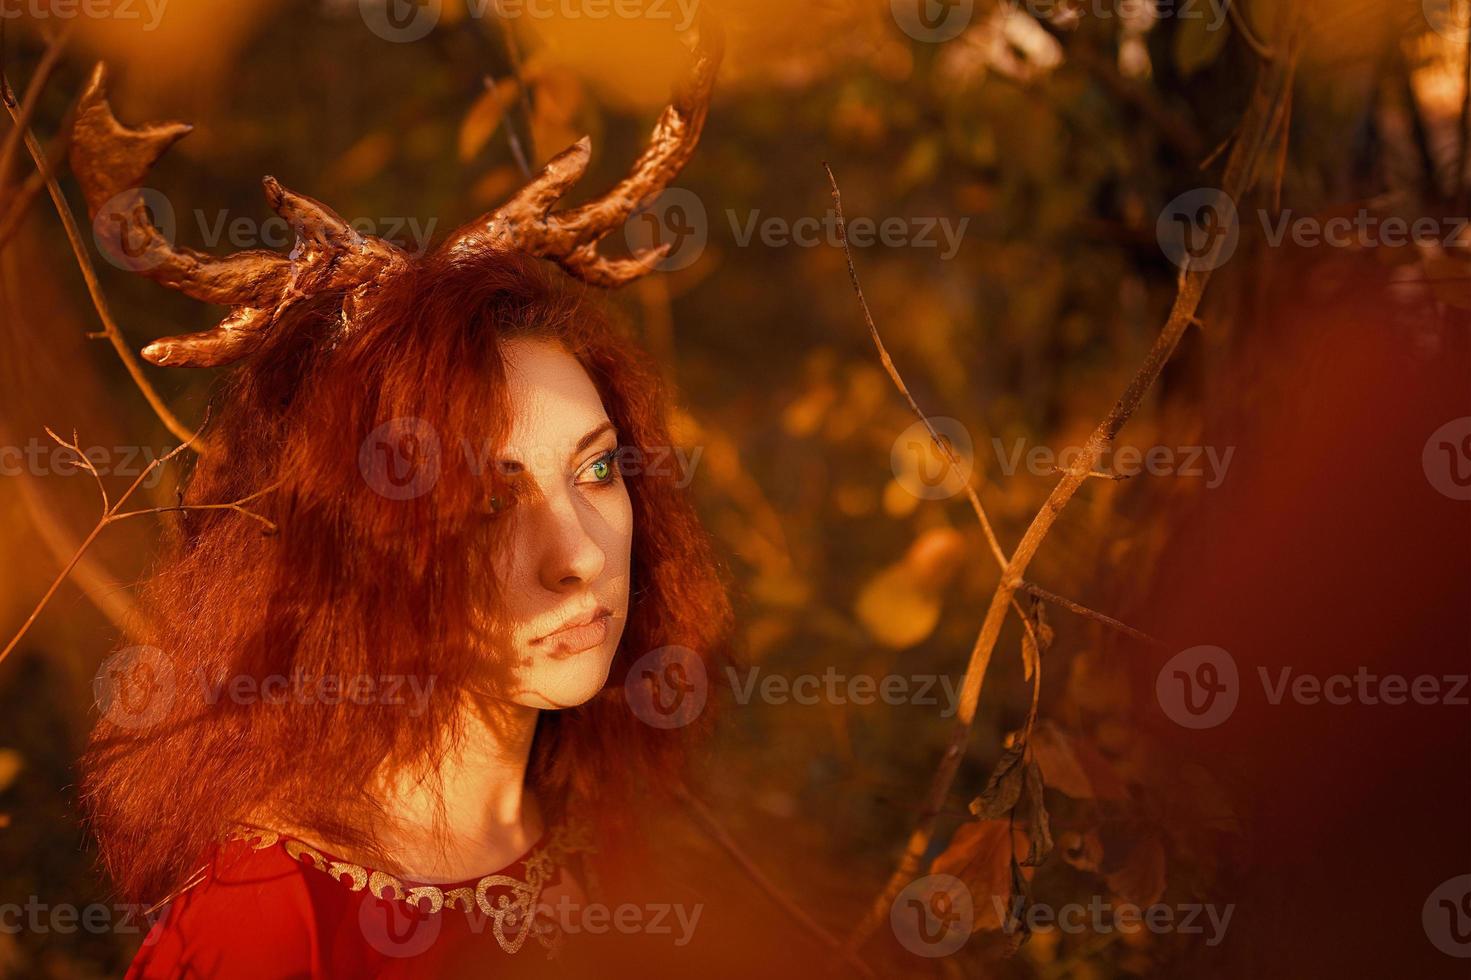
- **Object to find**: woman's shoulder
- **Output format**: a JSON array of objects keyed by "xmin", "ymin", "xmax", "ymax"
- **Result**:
[{"xmin": 126, "ymin": 833, "xmax": 330, "ymax": 979}]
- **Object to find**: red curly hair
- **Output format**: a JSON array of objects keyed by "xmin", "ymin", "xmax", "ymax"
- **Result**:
[{"xmin": 81, "ymin": 244, "xmax": 732, "ymax": 904}]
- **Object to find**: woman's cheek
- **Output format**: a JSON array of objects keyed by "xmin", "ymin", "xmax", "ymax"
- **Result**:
[{"xmin": 605, "ymin": 484, "xmax": 635, "ymax": 596}]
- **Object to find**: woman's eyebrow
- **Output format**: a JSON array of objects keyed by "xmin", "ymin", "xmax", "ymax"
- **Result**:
[
  {"xmin": 572, "ymin": 420, "xmax": 618, "ymax": 458},
  {"xmin": 494, "ymin": 421, "xmax": 618, "ymax": 472}
]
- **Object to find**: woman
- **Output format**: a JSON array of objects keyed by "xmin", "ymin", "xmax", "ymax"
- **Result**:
[
  {"xmin": 84, "ymin": 243, "xmax": 731, "ymax": 978},
  {"xmin": 73, "ymin": 23, "xmax": 729, "ymax": 978}
]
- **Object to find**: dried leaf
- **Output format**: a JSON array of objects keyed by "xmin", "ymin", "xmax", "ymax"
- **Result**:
[
  {"xmin": 1030, "ymin": 721, "xmax": 1128, "ymax": 801},
  {"xmin": 1006, "ymin": 855, "xmax": 1032, "ymax": 949},
  {"xmin": 1020, "ymin": 761, "xmax": 1053, "ymax": 867},
  {"xmin": 969, "ymin": 744, "xmax": 1027, "ymax": 821},
  {"xmin": 1020, "ymin": 597, "xmax": 1052, "ymax": 683},
  {"xmin": 933, "ymin": 818, "xmax": 1030, "ymax": 933}
]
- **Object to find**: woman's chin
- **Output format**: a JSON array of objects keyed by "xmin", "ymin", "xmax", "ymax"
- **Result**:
[{"xmin": 514, "ymin": 645, "xmax": 618, "ymax": 710}]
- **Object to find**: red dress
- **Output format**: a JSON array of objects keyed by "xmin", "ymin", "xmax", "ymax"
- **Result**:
[{"xmin": 127, "ymin": 824, "xmax": 591, "ymax": 979}]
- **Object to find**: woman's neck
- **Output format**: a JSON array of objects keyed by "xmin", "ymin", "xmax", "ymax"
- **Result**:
[
  {"xmin": 258, "ymin": 698, "xmax": 545, "ymax": 883},
  {"xmin": 371, "ymin": 697, "xmax": 544, "ymax": 882}
]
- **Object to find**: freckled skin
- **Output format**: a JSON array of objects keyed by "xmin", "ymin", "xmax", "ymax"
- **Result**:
[{"xmin": 490, "ymin": 338, "xmax": 633, "ymax": 710}]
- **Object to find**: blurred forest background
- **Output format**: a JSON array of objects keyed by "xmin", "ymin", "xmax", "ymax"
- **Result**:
[{"xmin": 0, "ymin": 0, "xmax": 1468, "ymax": 977}]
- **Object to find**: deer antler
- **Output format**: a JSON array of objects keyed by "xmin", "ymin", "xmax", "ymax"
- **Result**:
[
  {"xmin": 69, "ymin": 17, "xmax": 721, "ymax": 367},
  {"xmin": 71, "ymin": 64, "xmax": 409, "ymax": 368},
  {"xmin": 447, "ymin": 17, "xmax": 723, "ymax": 286}
]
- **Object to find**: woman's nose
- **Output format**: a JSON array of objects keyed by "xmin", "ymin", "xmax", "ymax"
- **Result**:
[{"xmin": 536, "ymin": 493, "xmax": 607, "ymax": 591}]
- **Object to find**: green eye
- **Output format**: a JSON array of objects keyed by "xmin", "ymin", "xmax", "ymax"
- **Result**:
[{"xmin": 582, "ymin": 450, "xmax": 618, "ymax": 485}]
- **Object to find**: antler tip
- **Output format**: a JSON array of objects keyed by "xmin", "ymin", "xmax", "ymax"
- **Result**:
[
  {"xmin": 563, "ymin": 135, "xmax": 593, "ymax": 167},
  {"xmin": 142, "ymin": 339, "xmax": 214, "ymax": 368},
  {"xmin": 140, "ymin": 342, "xmax": 172, "ymax": 366}
]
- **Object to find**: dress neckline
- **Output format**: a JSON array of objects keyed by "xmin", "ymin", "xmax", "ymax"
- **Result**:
[
  {"xmin": 232, "ymin": 823, "xmax": 553, "ymax": 889},
  {"xmin": 225, "ymin": 820, "xmax": 588, "ymax": 918}
]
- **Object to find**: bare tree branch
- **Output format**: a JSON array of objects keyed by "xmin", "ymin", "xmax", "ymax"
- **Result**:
[
  {"xmin": 0, "ymin": 423, "xmax": 275, "ymax": 667},
  {"xmin": 843, "ymin": 17, "xmax": 1304, "ymax": 951},
  {"xmin": 822, "ymin": 163, "xmax": 1157, "ymax": 661},
  {"xmin": 0, "ymin": 21, "xmax": 72, "ymax": 195},
  {"xmin": 1, "ymin": 58, "xmax": 201, "ymax": 448}
]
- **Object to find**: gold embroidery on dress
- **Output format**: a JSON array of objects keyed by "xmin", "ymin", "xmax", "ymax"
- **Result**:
[{"xmin": 227, "ymin": 822, "xmax": 589, "ymax": 957}]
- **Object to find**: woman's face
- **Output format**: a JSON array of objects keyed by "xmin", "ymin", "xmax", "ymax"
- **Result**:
[{"xmin": 489, "ymin": 338, "xmax": 633, "ymax": 710}]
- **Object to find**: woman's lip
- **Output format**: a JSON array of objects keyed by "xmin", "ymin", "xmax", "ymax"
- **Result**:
[{"xmin": 533, "ymin": 608, "xmax": 612, "ymax": 654}]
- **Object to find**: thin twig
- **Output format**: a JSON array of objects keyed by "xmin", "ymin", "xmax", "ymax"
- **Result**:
[
  {"xmin": 0, "ymin": 426, "xmax": 275, "ymax": 667},
  {"xmin": 0, "ymin": 21, "xmax": 72, "ymax": 195},
  {"xmin": 1, "ymin": 70, "xmax": 201, "ymax": 449},
  {"xmin": 0, "ymin": 96, "xmax": 75, "ymax": 251},
  {"xmin": 825, "ymin": 161, "xmax": 1009, "ymax": 569},
  {"xmin": 1199, "ymin": 119, "xmax": 1242, "ymax": 172},
  {"xmin": 1017, "ymin": 580, "xmax": 1162, "ymax": 648},
  {"xmin": 844, "ymin": 14, "xmax": 1303, "ymax": 951},
  {"xmin": 823, "ymin": 164, "xmax": 1155, "ymax": 664},
  {"xmin": 1273, "ymin": 75, "xmax": 1293, "ymax": 212},
  {"xmin": 111, "ymin": 481, "xmax": 280, "ymax": 532},
  {"xmin": 491, "ymin": 0, "xmax": 535, "ymax": 176},
  {"xmin": 44, "ymin": 426, "xmax": 110, "ymax": 511},
  {"xmin": 1224, "ymin": 0, "xmax": 1277, "ymax": 62},
  {"xmin": 1017, "ymin": 598, "xmax": 1044, "ymax": 746},
  {"xmin": 675, "ymin": 786, "xmax": 878, "ymax": 980},
  {"xmin": 1, "ymin": 497, "xmax": 116, "ymax": 669}
]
